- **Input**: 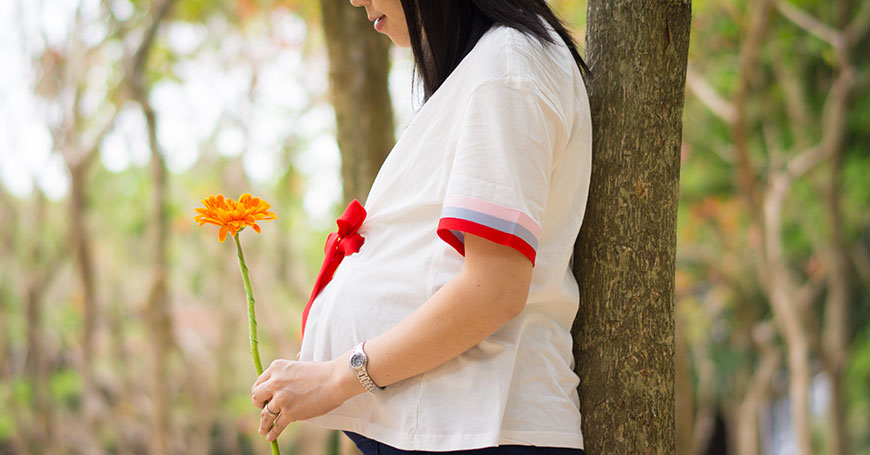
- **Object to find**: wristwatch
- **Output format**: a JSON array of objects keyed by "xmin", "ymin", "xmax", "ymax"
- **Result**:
[{"xmin": 349, "ymin": 341, "xmax": 385, "ymax": 393}]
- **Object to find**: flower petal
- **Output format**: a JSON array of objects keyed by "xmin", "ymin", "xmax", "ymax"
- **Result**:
[{"xmin": 194, "ymin": 193, "xmax": 276, "ymax": 242}]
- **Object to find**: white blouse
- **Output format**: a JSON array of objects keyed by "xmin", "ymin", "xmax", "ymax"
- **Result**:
[{"xmin": 299, "ymin": 19, "xmax": 592, "ymax": 452}]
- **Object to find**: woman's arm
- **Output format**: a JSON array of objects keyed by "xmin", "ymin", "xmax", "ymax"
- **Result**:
[{"xmin": 251, "ymin": 232, "xmax": 533, "ymax": 441}]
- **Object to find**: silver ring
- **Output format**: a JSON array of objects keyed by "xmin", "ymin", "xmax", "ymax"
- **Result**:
[{"xmin": 265, "ymin": 403, "xmax": 280, "ymax": 417}]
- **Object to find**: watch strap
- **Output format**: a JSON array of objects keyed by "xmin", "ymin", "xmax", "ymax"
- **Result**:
[{"xmin": 351, "ymin": 341, "xmax": 385, "ymax": 393}]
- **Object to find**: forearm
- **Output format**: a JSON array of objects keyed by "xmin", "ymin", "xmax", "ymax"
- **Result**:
[{"xmin": 329, "ymin": 251, "xmax": 531, "ymax": 400}]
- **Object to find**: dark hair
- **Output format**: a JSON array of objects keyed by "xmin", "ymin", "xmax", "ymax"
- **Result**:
[{"xmin": 398, "ymin": 0, "xmax": 591, "ymax": 102}]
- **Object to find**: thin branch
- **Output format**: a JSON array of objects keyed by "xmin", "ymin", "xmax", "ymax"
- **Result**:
[
  {"xmin": 712, "ymin": 145, "xmax": 735, "ymax": 164},
  {"xmin": 852, "ymin": 246, "xmax": 870, "ymax": 285},
  {"xmin": 771, "ymin": 52, "xmax": 812, "ymax": 150},
  {"xmin": 845, "ymin": 0, "xmax": 870, "ymax": 44},
  {"xmin": 762, "ymin": 118, "xmax": 785, "ymax": 170},
  {"xmin": 27, "ymin": 189, "xmax": 67, "ymax": 295},
  {"xmin": 71, "ymin": 0, "xmax": 86, "ymax": 43},
  {"xmin": 0, "ymin": 189, "xmax": 18, "ymax": 253},
  {"xmin": 794, "ymin": 259, "xmax": 826, "ymax": 307},
  {"xmin": 785, "ymin": 145, "xmax": 821, "ymax": 178},
  {"xmin": 743, "ymin": 321, "xmax": 780, "ymax": 413},
  {"xmin": 100, "ymin": 0, "xmax": 125, "ymax": 37},
  {"xmin": 775, "ymin": 0, "xmax": 845, "ymax": 49},
  {"xmin": 786, "ymin": 65, "xmax": 856, "ymax": 178},
  {"xmin": 129, "ymin": 0, "xmax": 179, "ymax": 93},
  {"xmin": 685, "ymin": 64, "xmax": 736, "ymax": 123},
  {"xmin": 79, "ymin": 110, "xmax": 119, "ymax": 170},
  {"xmin": 733, "ymin": 0, "xmax": 775, "ymax": 218}
]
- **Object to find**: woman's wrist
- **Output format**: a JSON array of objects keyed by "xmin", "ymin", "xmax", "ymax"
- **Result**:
[{"xmin": 329, "ymin": 351, "xmax": 366, "ymax": 403}]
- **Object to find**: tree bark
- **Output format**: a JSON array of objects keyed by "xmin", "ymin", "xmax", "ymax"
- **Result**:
[
  {"xmin": 572, "ymin": 1, "xmax": 692, "ymax": 453},
  {"xmin": 319, "ymin": 0, "xmax": 395, "ymax": 205}
]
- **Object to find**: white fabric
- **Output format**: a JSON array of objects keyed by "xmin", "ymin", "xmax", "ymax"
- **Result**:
[{"xmin": 299, "ymin": 20, "xmax": 592, "ymax": 452}]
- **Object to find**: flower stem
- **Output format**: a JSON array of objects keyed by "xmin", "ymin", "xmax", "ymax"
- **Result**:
[{"xmin": 234, "ymin": 233, "xmax": 280, "ymax": 455}]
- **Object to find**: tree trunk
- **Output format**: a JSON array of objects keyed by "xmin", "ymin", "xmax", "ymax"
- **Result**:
[
  {"xmin": 763, "ymin": 177, "xmax": 816, "ymax": 455},
  {"xmin": 68, "ymin": 160, "xmax": 103, "ymax": 448},
  {"xmin": 820, "ymin": 5, "xmax": 852, "ymax": 454},
  {"xmin": 690, "ymin": 335, "xmax": 716, "ymax": 455},
  {"xmin": 140, "ymin": 94, "xmax": 174, "ymax": 455},
  {"xmin": 0, "ymin": 190, "xmax": 15, "ymax": 383},
  {"xmin": 129, "ymin": 2, "xmax": 179, "ymax": 453},
  {"xmin": 674, "ymin": 310, "xmax": 693, "ymax": 455},
  {"xmin": 821, "ymin": 154, "xmax": 850, "ymax": 455},
  {"xmin": 23, "ymin": 192, "xmax": 60, "ymax": 453},
  {"xmin": 733, "ymin": 324, "xmax": 779, "ymax": 455},
  {"xmin": 106, "ymin": 286, "xmax": 136, "ymax": 455},
  {"xmin": 319, "ymin": 0, "xmax": 395, "ymax": 205},
  {"xmin": 572, "ymin": 1, "xmax": 691, "ymax": 453}
]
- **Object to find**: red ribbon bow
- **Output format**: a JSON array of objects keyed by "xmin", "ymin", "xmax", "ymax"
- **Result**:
[{"xmin": 301, "ymin": 199, "xmax": 367, "ymax": 339}]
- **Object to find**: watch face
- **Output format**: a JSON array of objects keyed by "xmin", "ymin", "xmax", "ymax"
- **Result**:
[{"xmin": 350, "ymin": 352, "xmax": 366, "ymax": 368}]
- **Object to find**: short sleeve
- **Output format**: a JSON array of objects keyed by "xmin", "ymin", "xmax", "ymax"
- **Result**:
[{"xmin": 437, "ymin": 77, "xmax": 563, "ymax": 267}]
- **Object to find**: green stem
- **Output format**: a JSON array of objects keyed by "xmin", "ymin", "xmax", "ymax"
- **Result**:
[{"xmin": 234, "ymin": 233, "xmax": 281, "ymax": 455}]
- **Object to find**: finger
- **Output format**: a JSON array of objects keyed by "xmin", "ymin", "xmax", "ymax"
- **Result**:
[
  {"xmin": 254, "ymin": 358, "xmax": 289, "ymax": 389},
  {"xmin": 252, "ymin": 369, "xmax": 272, "ymax": 391},
  {"xmin": 266, "ymin": 409, "xmax": 293, "ymax": 442},
  {"xmin": 258, "ymin": 400, "xmax": 281, "ymax": 436},
  {"xmin": 251, "ymin": 383, "xmax": 273, "ymax": 410}
]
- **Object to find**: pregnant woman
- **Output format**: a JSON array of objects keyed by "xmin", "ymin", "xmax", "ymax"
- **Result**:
[{"xmin": 251, "ymin": 0, "xmax": 592, "ymax": 453}]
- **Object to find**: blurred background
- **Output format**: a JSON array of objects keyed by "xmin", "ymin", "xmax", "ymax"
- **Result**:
[{"xmin": 0, "ymin": 0, "xmax": 867, "ymax": 454}]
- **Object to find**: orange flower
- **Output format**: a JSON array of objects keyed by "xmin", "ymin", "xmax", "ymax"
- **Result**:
[{"xmin": 194, "ymin": 193, "xmax": 277, "ymax": 242}]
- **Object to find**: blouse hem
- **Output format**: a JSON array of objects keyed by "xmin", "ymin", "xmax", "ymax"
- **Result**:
[{"xmin": 305, "ymin": 413, "xmax": 584, "ymax": 452}]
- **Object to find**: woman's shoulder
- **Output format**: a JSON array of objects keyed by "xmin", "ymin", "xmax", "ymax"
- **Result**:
[
  {"xmin": 426, "ymin": 20, "xmax": 585, "ymax": 126},
  {"xmin": 469, "ymin": 22, "xmax": 581, "ymax": 97}
]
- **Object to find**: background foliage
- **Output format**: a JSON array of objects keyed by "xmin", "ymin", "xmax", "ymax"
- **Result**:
[{"xmin": 0, "ymin": 0, "xmax": 867, "ymax": 454}]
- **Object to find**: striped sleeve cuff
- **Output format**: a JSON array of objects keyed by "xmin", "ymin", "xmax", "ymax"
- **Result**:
[{"xmin": 436, "ymin": 194, "xmax": 541, "ymax": 266}]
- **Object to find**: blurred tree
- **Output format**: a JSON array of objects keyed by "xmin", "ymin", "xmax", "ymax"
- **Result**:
[
  {"xmin": 317, "ymin": 3, "xmax": 395, "ymax": 452},
  {"xmin": 39, "ymin": 5, "xmax": 122, "ymax": 450},
  {"xmin": 126, "ymin": 1, "xmax": 181, "ymax": 453},
  {"xmin": 28, "ymin": 0, "xmax": 193, "ymax": 451},
  {"xmin": 572, "ymin": 1, "xmax": 692, "ymax": 454},
  {"xmin": 319, "ymin": 0, "xmax": 395, "ymax": 205},
  {"xmin": 684, "ymin": 0, "xmax": 870, "ymax": 453},
  {"xmin": 21, "ymin": 191, "xmax": 65, "ymax": 454}
]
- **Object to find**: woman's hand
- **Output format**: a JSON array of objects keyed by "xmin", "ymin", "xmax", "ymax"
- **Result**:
[{"xmin": 251, "ymin": 356, "xmax": 362, "ymax": 442}]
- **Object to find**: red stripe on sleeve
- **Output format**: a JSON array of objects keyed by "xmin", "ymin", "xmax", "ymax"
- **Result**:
[{"xmin": 437, "ymin": 217, "xmax": 536, "ymax": 266}]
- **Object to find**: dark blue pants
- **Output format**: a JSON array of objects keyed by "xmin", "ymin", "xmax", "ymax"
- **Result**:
[{"xmin": 344, "ymin": 432, "xmax": 584, "ymax": 455}]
